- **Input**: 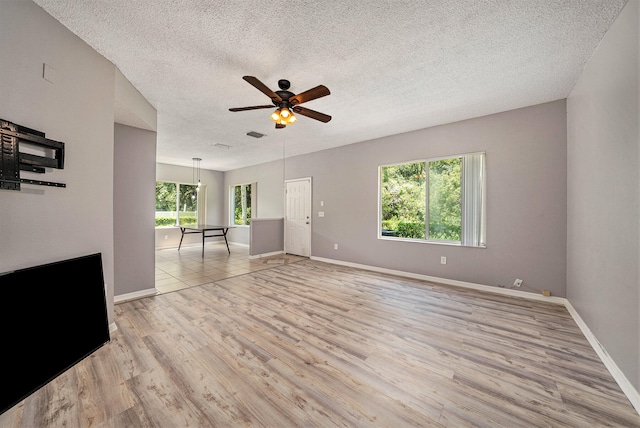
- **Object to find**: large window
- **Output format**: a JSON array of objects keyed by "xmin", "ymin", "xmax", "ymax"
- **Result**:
[
  {"xmin": 379, "ymin": 152, "xmax": 485, "ymax": 247},
  {"xmin": 155, "ymin": 181, "xmax": 200, "ymax": 226},
  {"xmin": 230, "ymin": 183, "xmax": 254, "ymax": 225}
]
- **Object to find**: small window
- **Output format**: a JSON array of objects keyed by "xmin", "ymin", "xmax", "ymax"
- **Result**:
[
  {"xmin": 155, "ymin": 181, "xmax": 199, "ymax": 227},
  {"xmin": 379, "ymin": 152, "xmax": 485, "ymax": 247},
  {"xmin": 230, "ymin": 183, "xmax": 255, "ymax": 226}
]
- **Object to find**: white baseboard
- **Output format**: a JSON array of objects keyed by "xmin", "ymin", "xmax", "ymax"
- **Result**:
[
  {"xmin": 109, "ymin": 322, "xmax": 118, "ymax": 334},
  {"xmin": 310, "ymin": 255, "xmax": 640, "ymax": 415},
  {"xmin": 114, "ymin": 288, "xmax": 157, "ymax": 304},
  {"xmin": 310, "ymin": 256, "xmax": 566, "ymax": 303},
  {"xmin": 229, "ymin": 241, "xmax": 249, "ymax": 248},
  {"xmin": 249, "ymin": 250, "xmax": 284, "ymax": 259},
  {"xmin": 564, "ymin": 301, "xmax": 640, "ymax": 414}
]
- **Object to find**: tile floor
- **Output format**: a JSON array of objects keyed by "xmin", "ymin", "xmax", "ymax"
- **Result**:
[{"xmin": 155, "ymin": 241, "xmax": 306, "ymax": 295}]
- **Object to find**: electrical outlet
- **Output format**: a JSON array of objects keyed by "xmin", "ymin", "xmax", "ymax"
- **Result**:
[
  {"xmin": 334, "ymin": 243, "xmax": 338, "ymax": 250},
  {"xmin": 164, "ymin": 235, "xmax": 168, "ymax": 240},
  {"xmin": 514, "ymin": 278, "xmax": 523, "ymax": 288},
  {"xmin": 440, "ymin": 256, "xmax": 447, "ymax": 265}
]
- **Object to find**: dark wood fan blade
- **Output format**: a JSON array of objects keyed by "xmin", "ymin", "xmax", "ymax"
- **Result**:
[
  {"xmin": 229, "ymin": 105, "xmax": 274, "ymax": 112},
  {"xmin": 292, "ymin": 106, "xmax": 332, "ymax": 123},
  {"xmin": 275, "ymin": 123, "xmax": 286, "ymax": 129},
  {"xmin": 289, "ymin": 85, "xmax": 330, "ymax": 105},
  {"xmin": 243, "ymin": 76, "xmax": 282, "ymax": 102}
]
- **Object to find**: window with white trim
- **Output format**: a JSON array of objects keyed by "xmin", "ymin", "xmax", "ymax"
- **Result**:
[
  {"xmin": 230, "ymin": 182, "xmax": 255, "ymax": 226},
  {"xmin": 379, "ymin": 152, "xmax": 486, "ymax": 247},
  {"xmin": 155, "ymin": 181, "xmax": 200, "ymax": 227}
]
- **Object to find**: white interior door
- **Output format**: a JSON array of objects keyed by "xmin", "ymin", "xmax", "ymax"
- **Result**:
[{"xmin": 285, "ymin": 178, "xmax": 311, "ymax": 257}]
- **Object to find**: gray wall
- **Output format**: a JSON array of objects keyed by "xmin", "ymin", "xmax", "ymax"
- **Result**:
[
  {"xmin": 284, "ymin": 100, "xmax": 568, "ymax": 297},
  {"xmin": 114, "ymin": 124, "xmax": 157, "ymax": 297},
  {"xmin": 155, "ymin": 162, "xmax": 225, "ymax": 248},
  {"xmin": 250, "ymin": 218, "xmax": 284, "ymax": 256},
  {"xmin": 230, "ymin": 102, "xmax": 567, "ymax": 296},
  {"xmin": 224, "ymin": 158, "xmax": 285, "ymax": 245},
  {"xmin": 0, "ymin": 0, "xmax": 117, "ymax": 325},
  {"xmin": 567, "ymin": 0, "xmax": 639, "ymax": 391}
]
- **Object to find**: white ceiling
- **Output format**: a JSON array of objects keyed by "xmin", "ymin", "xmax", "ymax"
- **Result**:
[{"xmin": 33, "ymin": 0, "xmax": 626, "ymax": 172}]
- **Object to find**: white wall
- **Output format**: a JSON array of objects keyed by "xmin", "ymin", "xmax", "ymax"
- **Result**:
[
  {"xmin": 567, "ymin": 0, "xmax": 639, "ymax": 391},
  {"xmin": 0, "ymin": 1, "xmax": 117, "ymax": 324}
]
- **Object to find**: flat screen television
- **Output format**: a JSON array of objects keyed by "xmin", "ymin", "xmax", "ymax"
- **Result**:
[{"xmin": 0, "ymin": 253, "xmax": 110, "ymax": 415}]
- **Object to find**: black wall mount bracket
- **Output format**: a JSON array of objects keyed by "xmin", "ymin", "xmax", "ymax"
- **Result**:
[{"xmin": 0, "ymin": 118, "xmax": 65, "ymax": 191}]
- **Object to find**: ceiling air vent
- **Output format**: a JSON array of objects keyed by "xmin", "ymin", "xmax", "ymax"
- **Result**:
[{"xmin": 246, "ymin": 131, "xmax": 265, "ymax": 138}]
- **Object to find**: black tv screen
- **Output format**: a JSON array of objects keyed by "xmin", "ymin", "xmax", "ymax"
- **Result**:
[{"xmin": 0, "ymin": 253, "xmax": 110, "ymax": 415}]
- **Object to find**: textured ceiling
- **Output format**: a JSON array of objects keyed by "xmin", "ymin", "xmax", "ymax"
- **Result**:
[{"xmin": 33, "ymin": 0, "xmax": 626, "ymax": 171}]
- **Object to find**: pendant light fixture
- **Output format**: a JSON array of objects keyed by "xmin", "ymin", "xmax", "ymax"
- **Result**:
[{"xmin": 192, "ymin": 157, "xmax": 202, "ymax": 192}]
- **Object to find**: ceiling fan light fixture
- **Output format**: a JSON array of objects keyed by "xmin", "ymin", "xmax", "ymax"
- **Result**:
[{"xmin": 271, "ymin": 107, "xmax": 296, "ymax": 126}]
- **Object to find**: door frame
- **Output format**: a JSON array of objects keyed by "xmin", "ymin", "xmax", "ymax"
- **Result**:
[{"xmin": 284, "ymin": 177, "xmax": 312, "ymax": 256}]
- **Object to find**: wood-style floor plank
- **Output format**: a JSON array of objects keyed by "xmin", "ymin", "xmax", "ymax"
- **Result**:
[{"xmin": 2, "ymin": 253, "xmax": 639, "ymax": 427}]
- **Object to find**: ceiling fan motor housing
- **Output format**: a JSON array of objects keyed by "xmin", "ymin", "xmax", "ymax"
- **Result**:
[
  {"xmin": 275, "ymin": 92, "xmax": 294, "ymax": 107},
  {"xmin": 278, "ymin": 79, "xmax": 291, "ymax": 90}
]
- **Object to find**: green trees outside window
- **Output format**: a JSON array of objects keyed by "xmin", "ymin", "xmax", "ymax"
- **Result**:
[
  {"xmin": 428, "ymin": 158, "xmax": 461, "ymax": 241},
  {"xmin": 381, "ymin": 162, "xmax": 426, "ymax": 239},
  {"xmin": 231, "ymin": 183, "xmax": 252, "ymax": 225},
  {"xmin": 155, "ymin": 181, "xmax": 199, "ymax": 226},
  {"xmin": 380, "ymin": 153, "xmax": 485, "ymax": 246}
]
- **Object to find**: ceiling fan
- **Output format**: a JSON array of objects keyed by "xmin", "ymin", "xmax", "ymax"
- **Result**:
[{"xmin": 229, "ymin": 76, "xmax": 331, "ymax": 129}]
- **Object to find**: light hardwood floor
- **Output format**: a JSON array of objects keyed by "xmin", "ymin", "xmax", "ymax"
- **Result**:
[
  {"xmin": 153, "ymin": 242, "xmax": 306, "ymax": 295},
  {"xmin": 2, "ymin": 242, "xmax": 639, "ymax": 427}
]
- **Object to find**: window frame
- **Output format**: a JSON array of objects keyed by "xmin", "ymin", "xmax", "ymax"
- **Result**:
[
  {"xmin": 229, "ymin": 182, "xmax": 256, "ymax": 227},
  {"xmin": 155, "ymin": 180, "xmax": 200, "ymax": 228},
  {"xmin": 378, "ymin": 151, "xmax": 486, "ymax": 248}
]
